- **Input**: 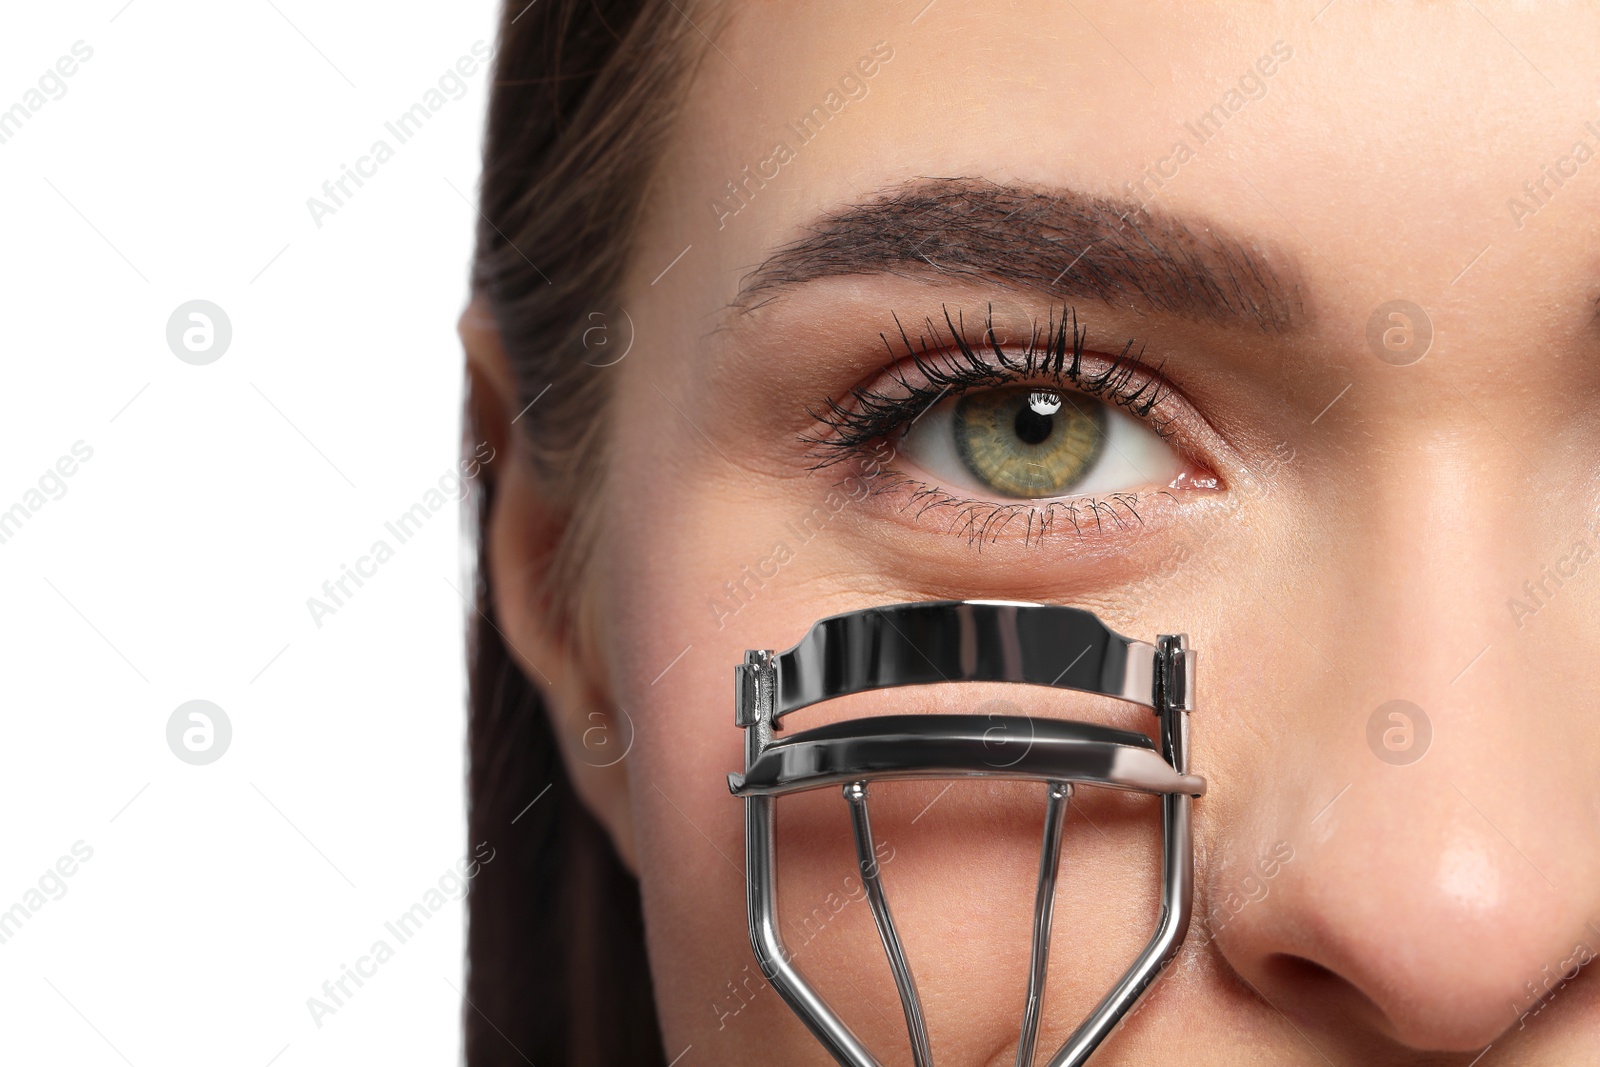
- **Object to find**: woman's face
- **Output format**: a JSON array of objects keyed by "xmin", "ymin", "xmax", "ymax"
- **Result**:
[{"xmin": 517, "ymin": 2, "xmax": 1600, "ymax": 1062}]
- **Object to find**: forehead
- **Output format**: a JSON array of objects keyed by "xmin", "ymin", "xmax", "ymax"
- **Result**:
[{"xmin": 645, "ymin": 1, "xmax": 1600, "ymax": 327}]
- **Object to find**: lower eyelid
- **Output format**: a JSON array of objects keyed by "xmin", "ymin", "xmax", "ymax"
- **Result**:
[{"xmin": 849, "ymin": 467, "xmax": 1184, "ymax": 545}]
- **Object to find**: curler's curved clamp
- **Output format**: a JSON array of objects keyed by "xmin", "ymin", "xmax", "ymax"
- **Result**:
[{"xmin": 727, "ymin": 600, "xmax": 1204, "ymax": 1067}]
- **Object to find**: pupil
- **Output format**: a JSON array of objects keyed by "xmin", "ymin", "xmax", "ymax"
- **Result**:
[{"xmin": 1013, "ymin": 402, "xmax": 1053, "ymax": 445}]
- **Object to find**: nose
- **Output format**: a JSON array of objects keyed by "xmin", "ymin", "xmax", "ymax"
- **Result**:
[
  {"xmin": 1208, "ymin": 445, "xmax": 1600, "ymax": 1052},
  {"xmin": 1212, "ymin": 765, "xmax": 1599, "ymax": 1050}
]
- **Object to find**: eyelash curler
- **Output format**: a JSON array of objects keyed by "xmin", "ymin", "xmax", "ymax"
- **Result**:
[{"xmin": 727, "ymin": 600, "xmax": 1205, "ymax": 1066}]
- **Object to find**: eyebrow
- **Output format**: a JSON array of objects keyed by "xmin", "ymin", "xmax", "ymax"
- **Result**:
[{"xmin": 732, "ymin": 177, "xmax": 1303, "ymax": 332}]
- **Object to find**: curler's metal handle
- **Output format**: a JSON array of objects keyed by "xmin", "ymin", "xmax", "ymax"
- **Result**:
[{"xmin": 1043, "ymin": 633, "xmax": 1196, "ymax": 1067}]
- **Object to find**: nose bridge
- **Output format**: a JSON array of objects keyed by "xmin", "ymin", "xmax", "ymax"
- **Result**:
[
  {"xmin": 1346, "ymin": 432, "xmax": 1523, "ymax": 684},
  {"xmin": 1333, "ymin": 426, "xmax": 1582, "ymax": 775}
]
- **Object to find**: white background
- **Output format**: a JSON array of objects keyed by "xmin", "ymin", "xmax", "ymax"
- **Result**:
[{"xmin": 0, "ymin": 1, "xmax": 500, "ymax": 1063}]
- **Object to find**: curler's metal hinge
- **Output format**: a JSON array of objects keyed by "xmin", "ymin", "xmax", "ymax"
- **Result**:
[
  {"xmin": 1153, "ymin": 635, "xmax": 1196, "ymax": 783},
  {"xmin": 733, "ymin": 658, "xmax": 761, "ymax": 728},
  {"xmin": 1155, "ymin": 636, "xmax": 1196, "ymax": 714},
  {"xmin": 732, "ymin": 650, "xmax": 776, "ymax": 788}
]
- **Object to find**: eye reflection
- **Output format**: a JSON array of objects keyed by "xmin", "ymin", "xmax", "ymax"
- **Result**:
[
  {"xmin": 901, "ymin": 386, "xmax": 1184, "ymax": 500},
  {"xmin": 1025, "ymin": 390, "xmax": 1063, "ymax": 416}
]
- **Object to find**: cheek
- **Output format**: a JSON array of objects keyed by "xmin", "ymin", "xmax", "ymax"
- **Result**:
[
  {"xmin": 597, "ymin": 369, "xmax": 875, "ymax": 713},
  {"xmin": 598, "ymin": 420, "xmax": 842, "ymax": 1052}
]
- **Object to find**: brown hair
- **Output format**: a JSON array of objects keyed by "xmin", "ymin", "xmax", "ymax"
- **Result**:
[{"xmin": 463, "ymin": 0, "xmax": 710, "ymax": 1062}]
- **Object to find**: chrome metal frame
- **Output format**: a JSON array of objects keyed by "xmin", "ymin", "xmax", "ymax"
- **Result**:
[{"xmin": 727, "ymin": 600, "xmax": 1205, "ymax": 1066}]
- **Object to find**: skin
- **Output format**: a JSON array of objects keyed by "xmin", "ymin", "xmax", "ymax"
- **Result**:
[{"xmin": 464, "ymin": 2, "xmax": 1600, "ymax": 1063}]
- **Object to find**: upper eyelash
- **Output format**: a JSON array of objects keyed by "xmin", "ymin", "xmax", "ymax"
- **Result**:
[{"xmin": 801, "ymin": 302, "xmax": 1172, "ymax": 470}]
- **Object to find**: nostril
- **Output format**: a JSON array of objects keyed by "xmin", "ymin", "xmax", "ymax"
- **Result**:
[
  {"xmin": 1252, "ymin": 953, "xmax": 1386, "ymax": 1032},
  {"xmin": 1263, "ymin": 953, "xmax": 1340, "ymax": 989},
  {"xmin": 1246, "ymin": 950, "xmax": 1515, "ymax": 1053}
]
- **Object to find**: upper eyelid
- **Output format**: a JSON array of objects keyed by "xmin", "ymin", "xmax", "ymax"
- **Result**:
[{"xmin": 801, "ymin": 302, "xmax": 1178, "ymax": 467}]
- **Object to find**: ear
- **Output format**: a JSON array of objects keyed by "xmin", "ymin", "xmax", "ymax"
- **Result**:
[{"xmin": 459, "ymin": 295, "xmax": 639, "ymax": 874}]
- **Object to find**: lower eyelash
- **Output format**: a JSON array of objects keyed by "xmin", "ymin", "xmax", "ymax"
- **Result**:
[
  {"xmin": 862, "ymin": 469, "xmax": 1165, "ymax": 547},
  {"xmin": 803, "ymin": 302, "xmax": 1172, "ymax": 471}
]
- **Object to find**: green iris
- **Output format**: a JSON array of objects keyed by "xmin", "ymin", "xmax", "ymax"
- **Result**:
[{"xmin": 953, "ymin": 387, "xmax": 1107, "ymax": 498}]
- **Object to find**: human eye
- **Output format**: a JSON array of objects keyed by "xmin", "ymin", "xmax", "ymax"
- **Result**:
[
  {"xmin": 903, "ymin": 385, "xmax": 1180, "ymax": 499},
  {"xmin": 803, "ymin": 303, "xmax": 1221, "ymax": 543}
]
